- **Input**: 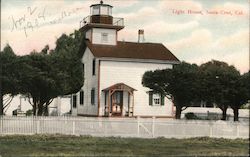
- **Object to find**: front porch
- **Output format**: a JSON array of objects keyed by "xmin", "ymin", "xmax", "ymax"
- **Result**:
[{"xmin": 102, "ymin": 83, "xmax": 136, "ymax": 117}]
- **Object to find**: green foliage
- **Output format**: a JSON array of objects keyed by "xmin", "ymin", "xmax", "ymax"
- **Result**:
[
  {"xmin": 19, "ymin": 53, "xmax": 56, "ymax": 98},
  {"xmin": 25, "ymin": 109, "xmax": 33, "ymax": 116},
  {"xmin": 240, "ymin": 103, "xmax": 250, "ymax": 109},
  {"xmin": 199, "ymin": 60, "xmax": 240, "ymax": 106},
  {"xmin": 0, "ymin": 44, "xmax": 19, "ymax": 96},
  {"xmin": 185, "ymin": 112, "xmax": 200, "ymax": 120},
  {"xmin": 0, "ymin": 44, "xmax": 20, "ymax": 115},
  {"xmin": 54, "ymin": 30, "xmax": 86, "ymax": 58},
  {"xmin": 233, "ymin": 72, "xmax": 250, "ymax": 107},
  {"xmin": 51, "ymin": 30, "xmax": 85, "ymax": 95},
  {"xmin": 142, "ymin": 60, "xmax": 248, "ymax": 121},
  {"xmin": 0, "ymin": 30, "xmax": 86, "ymax": 115},
  {"xmin": 199, "ymin": 60, "xmax": 242, "ymax": 120}
]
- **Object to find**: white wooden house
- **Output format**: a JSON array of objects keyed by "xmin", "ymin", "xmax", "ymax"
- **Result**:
[{"xmin": 71, "ymin": 1, "xmax": 180, "ymax": 117}]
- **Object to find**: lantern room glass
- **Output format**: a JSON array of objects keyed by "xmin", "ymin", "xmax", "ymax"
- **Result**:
[
  {"xmin": 91, "ymin": 5, "xmax": 112, "ymax": 16},
  {"xmin": 92, "ymin": 6, "xmax": 99, "ymax": 15}
]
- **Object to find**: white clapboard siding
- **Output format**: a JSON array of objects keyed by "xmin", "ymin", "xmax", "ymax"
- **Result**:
[
  {"xmin": 77, "ymin": 42, "xmax": 175, "ymax": 117},
  {"xmin": 99, "ymin": 60, "xmax": 173, "ymax": 117},
  {"xmin": 75, "ymin": 47, "xmax": 99, "ymax": 116},
  {"xmin": 92, "ymin": 28, "xmax": 117, "ymax": 45}
]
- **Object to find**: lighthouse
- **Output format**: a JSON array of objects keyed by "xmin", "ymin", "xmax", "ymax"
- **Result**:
[
  {"xmin": 72, "ymin": 1, "xmax": 179, "ymax": 117},
  {"xmin": 80, "ymin": 1, "xmax": 124, "ymax": 46}
]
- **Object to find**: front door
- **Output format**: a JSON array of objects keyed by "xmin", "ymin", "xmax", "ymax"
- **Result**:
[{"xmin": 111, "ymin": 91, "xmax": 123, "ymax": 116}]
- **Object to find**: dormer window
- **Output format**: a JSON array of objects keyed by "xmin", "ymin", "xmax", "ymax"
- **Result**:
[{"xmin": 101, "ymin": 33, "xmax": 108, "ymax": 43}]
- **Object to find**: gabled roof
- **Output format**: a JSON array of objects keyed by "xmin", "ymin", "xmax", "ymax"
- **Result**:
[
  {"xmin": 86, "ymin": 41, "xmax": 179, "ymax": 62},
  {"xmin": 102, "ymin": 83, "xmax": 137, "ymax": 92}
]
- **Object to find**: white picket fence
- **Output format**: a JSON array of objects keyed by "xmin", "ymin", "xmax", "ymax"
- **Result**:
[{"xmin": 0, "ymin": 116, "xmax": 249, "ymax": 139}]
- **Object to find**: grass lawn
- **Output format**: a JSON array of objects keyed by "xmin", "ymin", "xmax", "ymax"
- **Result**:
[{"xmin": 0, "ymin": 135, "xmax": 249, "ymax": 157}]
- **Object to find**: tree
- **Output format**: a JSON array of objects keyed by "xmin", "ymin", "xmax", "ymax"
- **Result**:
[
  {"xmin": 0, "ymin": 44, "xmax": 19, "ymax": 115},
  {"xmin": 50, "ymin": 30, "xmax": 85, "ymax": 96},
  {"xmin": 142, "ymin": 62, "xmax": 199, "ymax": 119},
  {"xmin": 199, "ymin": 60, "xmax": 240, "ymax": 120},
  {"xmin": 18, "ymin": 30, "xmax": 85, "ymax": 115},
  {"xmin": 228, "ymin": 72, "xmax": 249, "ymax": 121},
  {"xmin": 18, "ymin": 52, "xmax": 57, "ymax": 115}
]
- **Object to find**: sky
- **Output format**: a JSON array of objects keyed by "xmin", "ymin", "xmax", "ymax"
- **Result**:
[{"xmin": 1, "ymin": 0, "xmax": 249, "ymax": 73}]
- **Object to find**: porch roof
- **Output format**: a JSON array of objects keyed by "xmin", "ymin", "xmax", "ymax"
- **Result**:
[{"xmin": 102, "ymin": 83, "xmax": 137, "ymax": 92}]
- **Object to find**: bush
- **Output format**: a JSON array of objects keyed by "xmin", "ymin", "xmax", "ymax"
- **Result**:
[
  {"xmin": 26, "ymin": 109, "xmax": 33, "ymax": 116},
  {"xmin": 240, "ymin": 103, "xmax": 250, "ymax": 109},
  {"xmin": 185, "ymin": 112, "xmax": 200, "ymax": 120}
]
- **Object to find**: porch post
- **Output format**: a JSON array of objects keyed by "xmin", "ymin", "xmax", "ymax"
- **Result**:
[
  {"xmin": 128, "ymin": 92, "xmax": 130, "ymax": 117},
  {"xmin": 104, "ymin": 92, "xmax": 107, "ymax": 116},
  {"xmin": 108, "ymin": 90, "xmax": 111, "ymax": 117},
  {"xmin": 132, "ymin": 92, "xmax": 134, "ymax": 117}
]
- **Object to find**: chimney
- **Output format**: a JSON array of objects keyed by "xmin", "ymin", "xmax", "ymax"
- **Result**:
[{"xmin": 138, "ymin": 29, "xmax": 145, "ymax": 43}]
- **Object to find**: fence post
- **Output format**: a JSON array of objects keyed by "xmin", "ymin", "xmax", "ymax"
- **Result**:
[
  {"xmin": 152, "ymin": 117, "xmax": 155, "ymax": 138},
  {"xmin": 209, "ymin": 122, "xmax": 213, "ymax": 137},
  {"xmin": 137, "ymin": 116, "xmax": 140, "ymax": 137},
  {"xmin": 0, "ymin": 116, "xmax": 2, "ymax": 135},
  {"xmin": 36, "ymin": 118, "xmax": 40, "ymax": 134},
  {"xmin": 104, "ymin": 119, "xmax": 107, "ymax": 136},
  {"xmin": 72, "ymin": 120, "xmax": 75, "ymax": 135},
  {"xmin": 236, "ymin": 122, "xmax": 240, "ymax": 138}
]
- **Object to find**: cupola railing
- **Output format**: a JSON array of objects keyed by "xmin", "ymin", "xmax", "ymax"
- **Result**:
[{"xmin": 80, "ymin": 16, "xmax": 124, "ymax": 28}]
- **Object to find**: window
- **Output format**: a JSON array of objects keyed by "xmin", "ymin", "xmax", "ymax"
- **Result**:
[
  {"xmin": 80, "ymin": 91, "xmax": 84, "ymax": 105},
  {"xmin": 101, "ymin": 33, "xmax": 108, "ymax": 43},
  {"xmin": 72, "ymin": 95, "xmax": 77, "ymax": 108},
  {"xmin": 154, "ymin": 99, "xmax": 160, "ymax": 104},
  {"xmin": 91, "ymin": 88, "xmax": 95, "ymax": 105},
  {"xmin": 108, "ymin": 7, "xmax": 112, "ymax": 16},
  {"xmin": 149, "ymin": 91, "xmax": 164, "ymax": 106},
  {"xmin": 153, "ymin": 94, "xmax": 160, "ymax": 105},
  {"xmin": 100, "ymin": 6, "xmax": 108, "ymax": 15},
  {"xmin": 92, "ymin": 6, "xmax": 100, "ymax": 15},
  {"xmin": 92, "ymin": 59, "xmax": 96, "ymax": 75}
]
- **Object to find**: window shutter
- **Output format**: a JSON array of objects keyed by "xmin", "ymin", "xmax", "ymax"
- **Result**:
[
  {"xmin": 161, "ymin": 94, "xmax": 165, "ymax": 106},
  {"xmin": 149, "ymin": 91, "xmax": 153, "ymax": 106},
  {"xmin": 73, "ymin": 95, "xmax": 77, "ymax": 108},
  {"xmin": 91, "ymin": 89, "xmax": 95, "ymax": 105},
  {"xmin": 92, "ymin": 59, "xmax": 96, "ymax": 76},
  {"xmin": 80, "ymin": 91, "xmax": 84, "ymax": 105}
]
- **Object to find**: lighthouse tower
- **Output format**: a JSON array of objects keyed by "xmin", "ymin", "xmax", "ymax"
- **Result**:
[{"xmin": 80, "ymin": 1, "xmax": 124, "ymax": 46}]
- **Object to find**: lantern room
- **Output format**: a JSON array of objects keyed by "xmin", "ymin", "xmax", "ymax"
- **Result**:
[
  {"xmin": 89, "ymin": 0, "xmax": 113, "ymax": 25},
  {"xmin": 80, "ymin": 1, "xmax": 124, "ymax": 32},
  {"xmin": 90, "ymin": 0, "xmax": 113, "ymax": 16},
  {"xmin": 79, "ymin": 1, "xmax": 124, "ymax": 45}
]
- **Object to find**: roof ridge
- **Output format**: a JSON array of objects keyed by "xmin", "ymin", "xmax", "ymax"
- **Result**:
[{"xmin": 117, "ymin": 41, "xmax": 163, "ymax": 45}]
